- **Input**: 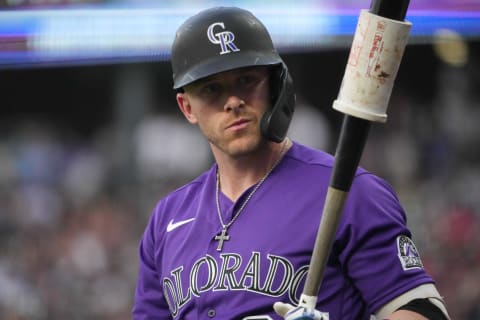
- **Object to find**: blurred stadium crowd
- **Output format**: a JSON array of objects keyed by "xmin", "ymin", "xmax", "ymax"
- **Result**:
[{"xmin": 1, "ymin": 43, "xmax": 480, "ymax": 320}]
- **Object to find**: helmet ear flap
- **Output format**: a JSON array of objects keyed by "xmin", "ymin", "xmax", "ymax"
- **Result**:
[{"xmin": 261, "ymin": 64, "xmax": 296, "ymax": 143}]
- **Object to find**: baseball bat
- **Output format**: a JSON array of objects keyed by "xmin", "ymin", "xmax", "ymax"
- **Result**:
[{"xmin": 299, "ymin": 0, "xmax": 412, "ymax": 309}]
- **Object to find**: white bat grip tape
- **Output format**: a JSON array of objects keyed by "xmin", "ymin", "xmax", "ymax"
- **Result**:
[
  {"xmin": 298, "ymin": 293, "xmax": 318, "ymax": 309},
  {"xmin": 333, "ymin": 10, "xmax": 412, "ymax": 123}
]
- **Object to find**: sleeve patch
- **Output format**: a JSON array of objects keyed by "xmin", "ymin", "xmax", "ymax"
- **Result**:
[{"xmin": 397, "ymin": 235, "xmax": 424, "ymax": 271}]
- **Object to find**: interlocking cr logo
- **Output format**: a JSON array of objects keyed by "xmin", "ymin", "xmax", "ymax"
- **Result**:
[{"xmin": 207, "ymin": 22, "xmax": 240, "ymax": 55}]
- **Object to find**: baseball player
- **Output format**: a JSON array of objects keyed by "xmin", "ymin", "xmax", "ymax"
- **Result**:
[{"xmin": 133, "ymin": 7, "xmax": 450, "ymax": 320}]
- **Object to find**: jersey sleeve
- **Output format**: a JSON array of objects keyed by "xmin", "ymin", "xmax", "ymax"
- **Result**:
[
  {"xmin": 132, "ymin": 205, "xmax": 172, "ymax": 319},
  {"xmin": 335, "ymin": 172, "xmax": 434, "ymax": 314}
]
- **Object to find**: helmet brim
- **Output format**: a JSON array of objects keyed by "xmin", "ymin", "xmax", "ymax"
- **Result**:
[{"xmin": 172, "ymin": 50, "xmax": 283, "ymax": 90}]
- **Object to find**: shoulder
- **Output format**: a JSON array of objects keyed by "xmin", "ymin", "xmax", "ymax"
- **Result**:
[
  {"xmin": 288, "ymin": 136, "xmax": 408, "ymax": 230},
  {"xmin": 148, "ymin": 166, "xmax": 215, "ymax": 225},
  {"xmin": 163, "ymin": 168, "xmax": 213, "ymax": 202},
  {"xmin": 340, "ymin": 170, "xmax": 408, "ymax": 235},
  {"xmin": 286, "ymin": 141, "xmax": 335, "ymax": 169},
  {"xmin": 286, "ymin": 142, "xmax": 388, "ymax": 186},
  {"xmin": 287, "ymin": 141, "xmax": 379, "ymax": 176},
  {"xmin": 350, "ymin": 172, "xmax": 402, "ymax": 211}
]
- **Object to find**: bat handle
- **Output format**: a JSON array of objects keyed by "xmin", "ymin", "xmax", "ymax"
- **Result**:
[
  {"xmin": 302, "ymin": 116, "xmax": 370, "ymax": 298},
  {"xmin": 330, "ymin": 116, "xmax": 371, "ymax": 191}
]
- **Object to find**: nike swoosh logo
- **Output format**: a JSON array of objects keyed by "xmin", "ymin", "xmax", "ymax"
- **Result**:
[{"xmin": 166, "ymin": 218, "xmax": 195, "ymax": 232}]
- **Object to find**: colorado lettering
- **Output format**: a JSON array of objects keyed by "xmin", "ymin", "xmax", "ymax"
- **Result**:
[{"xmin": 162, "ymin": 252, "xmax": 308, "ymax": 317}]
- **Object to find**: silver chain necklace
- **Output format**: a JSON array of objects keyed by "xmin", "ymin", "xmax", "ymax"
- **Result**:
[{"xmin": 214, "ymin": 139, "xmax": 289, "ymax": 251}]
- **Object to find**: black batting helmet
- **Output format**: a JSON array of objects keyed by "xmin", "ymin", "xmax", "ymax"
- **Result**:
[{"xmin": 171, "ymin": 6, "xmax": 295, "ymax": 143}]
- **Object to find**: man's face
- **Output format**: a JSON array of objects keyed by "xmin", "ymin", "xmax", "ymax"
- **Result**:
[{"xmin": 177, "ymin": 66, "xmax": 271, "ymax": 158}]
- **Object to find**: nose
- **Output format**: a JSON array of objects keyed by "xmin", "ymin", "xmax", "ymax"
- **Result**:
[{"xmin": 224, "ymin": 95, "xmax": 246, "ymax": 112}]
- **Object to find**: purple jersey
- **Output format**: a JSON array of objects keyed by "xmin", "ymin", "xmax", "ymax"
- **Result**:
[{"xmin": 133, "ymin": 142, "xmax": 434, "ymax": 319}]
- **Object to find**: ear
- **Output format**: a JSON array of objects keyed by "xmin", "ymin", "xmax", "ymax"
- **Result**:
[{"xmin": 177, "ymin": 92, "xmax": 198, "ymax": 124}]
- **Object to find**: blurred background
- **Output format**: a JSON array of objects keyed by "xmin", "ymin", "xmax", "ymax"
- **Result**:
[{"xmin": 1, "ymin": 0, "xmax": 479, "ymax": 319}]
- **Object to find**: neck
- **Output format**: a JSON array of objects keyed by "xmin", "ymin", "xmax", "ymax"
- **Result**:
[{"xmin": 215, "ymin": 138, "xmax": 291, "ymax": 201}]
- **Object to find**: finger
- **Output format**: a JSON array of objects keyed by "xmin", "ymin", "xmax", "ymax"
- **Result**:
[{"xmin": 273, "ymin": 302, "xmax": 294, "ymax": 317}]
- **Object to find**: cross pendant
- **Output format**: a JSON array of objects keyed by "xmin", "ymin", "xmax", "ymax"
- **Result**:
[{"xmin": 215, "ymin": 228, "xmax": 230, "ymax": 251}]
